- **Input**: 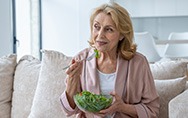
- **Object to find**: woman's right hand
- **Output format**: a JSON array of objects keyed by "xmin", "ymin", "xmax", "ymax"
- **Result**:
[
  {"xmin": 66, "ymin": 58, "xmax": 82, "ymax": 79},
  {"xmin": 65, "ymin": 58, "xmax": 83, "ymax": 109}
]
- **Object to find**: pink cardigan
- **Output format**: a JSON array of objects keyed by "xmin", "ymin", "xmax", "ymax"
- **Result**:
[{"xmin": 60, "ymin": 48, "xmax": 159, "ymax": 118}]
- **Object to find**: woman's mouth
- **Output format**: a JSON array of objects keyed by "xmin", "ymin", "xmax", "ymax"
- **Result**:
[{"xmin": 96, "ymin": 41, "xmax": 108, "ymax": 46}]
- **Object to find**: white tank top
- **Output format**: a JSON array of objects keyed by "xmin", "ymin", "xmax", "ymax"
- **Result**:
[
  {"xmin": 97, "ymin": 69, "xmax": 116, "ymax": 95},
  {"xmin": 97, "ymin": 70, "xmax": 116, "ymax": 118}
]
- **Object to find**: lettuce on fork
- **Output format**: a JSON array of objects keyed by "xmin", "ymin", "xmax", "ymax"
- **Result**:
[
  {"xmin": 74, "ymin": 91, "xmax": 112, "ymax": 113},
  {"xmin": 94, "ymin": 49, "xmax": 100, "ymax": 58}
]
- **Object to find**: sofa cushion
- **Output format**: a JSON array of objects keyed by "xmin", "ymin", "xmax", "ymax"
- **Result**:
[
  {"xmin": 28, "ymin": 50, "xmax": 72, "ymax": 118},
  {"xmin": 186, "ymin": 81, "xmax": 188, "ymax": 90},
  {"xmin": 0, "ymin": 54, "xmax": 17, "ymax": 118},
  {"xmin": 154, "ymin": 76, "xmax": 187, "ymax": 118},
  {"xmin": 169, "ymin": 89, "xmax": 188, "ymax": 118},
  {"xmin": 150, "ymin": 60, "xmax": 188, "ymax": 80},
  {"xmin": 11, "ymin": 55, "xmax": 41, "ymax": 118}
]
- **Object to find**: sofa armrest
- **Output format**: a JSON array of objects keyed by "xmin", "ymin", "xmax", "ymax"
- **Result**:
[
  {"xmin": 185, "ymin": 81, "xmax": 188, "ymax": 90},
  {"xmin": 169, "ymin": 88, "xmax": 188, "ymax": 118}
]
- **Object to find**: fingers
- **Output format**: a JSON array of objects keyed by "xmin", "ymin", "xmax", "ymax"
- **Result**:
[
  {"xmin": 80, "ymin": 112, "xmax": 86, "ymax": 118},
  {"xmin": 71, "ymin": 58, "xmax": 76, "ymax": 64},
  {"xmin": 68, "ymin": 64, "xmax": 81, "ymax": 77},
  {"xmin": 110, "ymin": 91, "xmax": 116, "ymax": 97},
  {"xmin": 110, "ymin": 91, "xmax": 121, "ymax": 101},
  {"xmin": 99, "ymin": 91, "xmax": 123, "ymax": 115},
  {"xmin": 93, "ymin": 112, "xmax": 106, "ymax": 117},
  {"xmin": 99, "ymin": 107, "xmax": 114, "ymax": 116},
  {"xmin": 110, "ymin": 91, "xmax": 118, "ymax": 97},
  {"xmin": 66, "ymin": 59, "xmax": 82, "ymax": 78}
]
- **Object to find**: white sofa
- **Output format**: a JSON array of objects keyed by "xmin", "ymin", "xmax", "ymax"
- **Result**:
[{"xmin": 0, "ymin": 50, "xmax": 188, "ymax": 118}]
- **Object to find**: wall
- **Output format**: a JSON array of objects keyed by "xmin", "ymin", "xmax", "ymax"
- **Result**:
[
  {"xmin": 132, "ymin": 16, "xmax": 188, "ymax": 39},
  {"xmin": 0, "ymin": 0, "xmax": 188, "ymax": 57},
  {"xmin": 42, "ymin": 0, "xmax": 79, "ymax": 56},
  {"xmin": 0, "ymin": 0, "xmax": 13, "ymax": 57},
  {"xmin": 42, "ymin": 0, "xmax": 188, "ymax": 57},
  {"xmin": 115, "ymin": 0, "xmax": 188, "ymax": 17},
  {"xmin": 114, "ymin": 0, "xmax": 188, "ymax": 40},
  {"xmin": 42, "ymin": 0, "xmax": 109, "ymax": 56}
]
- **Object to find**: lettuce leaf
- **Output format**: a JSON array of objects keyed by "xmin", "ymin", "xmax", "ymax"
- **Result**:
[
  {"xmin": 74, "ymin": 91, "xmax": 112, "ymax": 112},
  {"xmin": 94, "ymin": 49, "xmax": 100, "ymax": 58}
]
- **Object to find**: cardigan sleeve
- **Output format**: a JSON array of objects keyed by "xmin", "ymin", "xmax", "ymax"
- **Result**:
[
  {"xmin": 60, "ymin": 91, "xmax": 80, "ymax": 116},
  {"xmin": 59, "ymin": 48, "xmax": 90, "ymax": 117},
  {"xmin": 134, "ymin": 57, "xmax": 160, "ymax": 118}
]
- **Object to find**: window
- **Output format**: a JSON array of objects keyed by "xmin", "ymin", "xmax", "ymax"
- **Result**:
[{"xmin": 13, "ymin": 0, "xmax": 41, "ymax": 59}]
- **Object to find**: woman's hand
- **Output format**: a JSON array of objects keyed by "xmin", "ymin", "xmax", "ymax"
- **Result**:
[
  {"xmin": 66, "ymin": 58, "xmax": 82, "ymax": 79},
  {"xmin": 66, "ymin": 58, "xmax": 83, "ymax": 90},
  {"xmin": 98, "ymin": 91, "xmax": 125, "ymax": 116},
  {"xmin": 99, "ymin": 91, "xmax": 138, "ymax": 117},
  {"xmin": 65, "ymin": 58, "xmax": 83, "ymax": 109}
]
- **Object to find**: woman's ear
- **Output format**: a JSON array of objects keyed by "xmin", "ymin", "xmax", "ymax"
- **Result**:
[{"xmin": 119, "ymin": 35, "xmax": 124, "ymax": 41}]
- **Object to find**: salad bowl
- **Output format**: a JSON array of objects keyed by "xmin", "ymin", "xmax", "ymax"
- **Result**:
[{"xmin": 73, "ymin": 91, "xmax": 113, "ymax": 113}]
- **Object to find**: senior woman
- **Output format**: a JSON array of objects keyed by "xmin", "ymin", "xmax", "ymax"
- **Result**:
[{"xmin": 60, "ymin": 2, "xmax": 159, "ymax": 118}]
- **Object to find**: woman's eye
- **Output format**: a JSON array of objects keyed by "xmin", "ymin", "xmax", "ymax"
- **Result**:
[
  {"xmin": 94, "ymin": 24, "xmax": 100, "ymax": 30},
  {"xmin": 106, "ymin": 28, "xmax": 113, "ymax": 32}
]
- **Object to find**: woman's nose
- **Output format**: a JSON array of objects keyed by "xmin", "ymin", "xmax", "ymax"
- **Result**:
[{"xmin": 98, "ymin": 29, "xmax": 105, "ymax": 38}]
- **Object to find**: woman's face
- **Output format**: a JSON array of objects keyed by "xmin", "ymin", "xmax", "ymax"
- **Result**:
[{"xmin": 92, "ymin": 12, "xmax": 122, "ymax": 53}]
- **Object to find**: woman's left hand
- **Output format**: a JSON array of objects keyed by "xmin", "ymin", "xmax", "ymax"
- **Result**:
[{"xmin": 98, "ymin": 91, "xmax": 125, "ymax": 116}]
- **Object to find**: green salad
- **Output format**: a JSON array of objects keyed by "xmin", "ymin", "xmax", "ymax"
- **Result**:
[
  {"xmin": 94, "ymin": 49, "xmax": 100, "ymax": 58},
  {"xmin": 74, "ymin": 91, "xmax": 112, "ymax": 112}
]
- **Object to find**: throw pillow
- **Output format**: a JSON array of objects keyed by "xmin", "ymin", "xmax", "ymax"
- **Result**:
[
  {"xmin": 169, "ymin": 89, "xmax": 188, "ymax": 118},
  {"xmin": 11, "ymin": 55, "xmax": 41, "ymax": 118},
  {"xmin": 28, "ymin": 50, "xmax": 72, "ymax": 118},
  {"xmin": 154, "ymin": 76, "xmax": 187, "ymax": 118},
  {"xmin": 0, "ymin": 54, "xmax": 17, "ymax": 118},
  {"xmin": 150, "ymin": 60, "xmax": 188, "ymax": 80}
]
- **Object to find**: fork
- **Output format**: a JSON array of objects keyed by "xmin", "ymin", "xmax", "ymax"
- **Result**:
[{"xmin": 62, "ymin": 52, "xmax": 96, "ymax": 70}]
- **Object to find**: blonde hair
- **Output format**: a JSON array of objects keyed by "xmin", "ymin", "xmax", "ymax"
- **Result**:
[{"xmin": 89, "ymin": 2, "xmax": 137, "ymax": 60}]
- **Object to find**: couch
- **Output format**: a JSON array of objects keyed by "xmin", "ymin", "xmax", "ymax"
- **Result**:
[{"xmin": 0, "ymin": 50, "xmax": 188, "ymax": 118}]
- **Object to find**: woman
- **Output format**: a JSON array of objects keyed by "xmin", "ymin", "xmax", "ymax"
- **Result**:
[{"xmin": 60, "ymin": 2, "xmax": 159, "ymax": 118}]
